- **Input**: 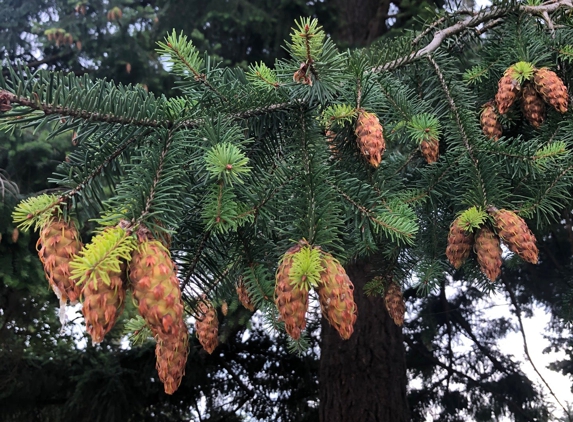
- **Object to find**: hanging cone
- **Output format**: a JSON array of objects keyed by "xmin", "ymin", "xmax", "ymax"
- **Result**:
[
  {"xmin": 490, "ymin": 208, "xmax": 538, "ymax": 264},
  {"xmin": 155, "ymin": 320, "xmax": 189, "ymax": 394},
  {"xmin": 325, "ymin": 129, "xmax": 338, "ymax": 157},
  {"xmin": 521, "ymin": 82, "xmax": 545, "ymax": 128},
  {"xmin": 480, "ymin": 101, "xmax": 503, "ymax": 141},
  {"xmin": 355, "ymin": 109, "xmax": 385, "ymax": 168},
  {"xmin": 81, "ymin": 268, "xmax": 126, "ymax": 344},
  {"xmin": 495, "ymin": 67, "xmax": 520, "ymax": 114},
  {"xmin": 445, "ymin": 217, "xmax": 474, "ymax": 269},
  {"xmin": 533, "ymin": 68, "xmax": 569, "ymax": 114},
  {"xmin": 420, "ymin": 137, "xmax": 439, "ymax": 164},
  {"xmin": 129, "ymin": 240, "xmax": 185, "ymax": 339},
  {"xmin": 195, "ymin": 299, "xmax": 219, "ymax": 354},
  {"xmin": 38, "ymin": 217, "xmax": 83, "ymax": 304},
  {"xmin": 236, "ymin": 277, "xmax": 255, "ymax": 312},
  {"xmin": 384, "ymin": 283, "xmax": 405, "ymax": 327},
  {"xmin": 316, "ymin": 252, "xmax": 357, "ymax": 340},
  {"xmin": 474, "ymin": 226, "xmax": 502, "ymax": 281},
  {"xmin": 274, "ymin": 244, "xmax": 309, "ymax": 340}
]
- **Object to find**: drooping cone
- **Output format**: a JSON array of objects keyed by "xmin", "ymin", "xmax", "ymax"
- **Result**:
[
  {"xmin": 237, "ymin": 277, "xmax": 255, "ymax": 312},
  {"xmin": 316, "ymin": 252, "xmax": 357, "ymax": 340},
  {"xmin": 156, "ymin": 320, "xmax": 189, "ymax": 394},
  {"xmin": 384, "ymin": 283, "xmax": 405, "ymax": 327},
  {"xmin": 480, "ymin": 101, "xmax": 503, "ymax": 141},
  {"xmin": 420, "ymin": 137, "xmax": 439, "ymax": 164},
  {"xmin": 274, "ymin": 244, "xmax": 309, "ymax": 340},
  {"xmin": 533, "ymin": 68, "xmax": 569, "ymax": 114},
  {"xmin": 445, "ymin": 217, "xmax": 474, "ymax": 269},
  {"xmin": 129, "ymin": 240, "xmax": 185, "ymax": 338},
  {"xmin": 490, "ymin": 209, "xmax": 538, "ymax": 264},
  {"xmin": 521, "ymin": 82, "xmax": 545, "ymax": 128},
  {"xmin": 495, "ymin": 67, "xmax": 520, "ymax": 114},
  {"xmin": 325, "ymin": 129, "xmax": 338, "ymax": 156},
  {"xmin": 195, "ymin": 299, "xmax": 219, "ymax": 354},
  {"xmin": 474, "ymin": 226, "xmax": 502, "ymax": 282},
  {"xmin": 38, "ymin": 217, "xmax": 83, "ymax": 304},
  {"xmin": 81, "ymin": 269, "xmax": 126, "ymax": 344},
  {"xmin": 355, "ymin": 109, "xmax": 385, "ymax": 168}
]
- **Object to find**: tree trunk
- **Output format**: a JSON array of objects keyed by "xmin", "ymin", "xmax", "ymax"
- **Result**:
[{"xmin": 319, "ymin": 259, "xmax": 409, "ymax": 422}]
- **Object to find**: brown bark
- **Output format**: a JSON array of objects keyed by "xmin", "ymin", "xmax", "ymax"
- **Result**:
[
  {"xmin": 332, "ymin": 0, "xmax": 393, "ymax": 47},
  {"xmin": 319, "ymin": 258, "xmax": 409, "ymax": 422}
]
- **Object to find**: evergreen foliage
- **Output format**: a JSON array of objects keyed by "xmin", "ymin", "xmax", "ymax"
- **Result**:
[{"xmin": 2, "ymin": 0, "xmax": 573, "ymax": 420}]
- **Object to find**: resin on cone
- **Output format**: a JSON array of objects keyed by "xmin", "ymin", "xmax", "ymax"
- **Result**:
[
  {"xmin": 195, "ymin": 299, "xmax": 219, "ymax": 354},
  {"xmin": 480, "ymin": 101, "xmax": 502, "ymax": 141},
  {"xmin": 446, "ymin": 217, "xmax": 474, "ymax": 269},
  {"xmin": 491, "ymin": 209, "xmax": 538, "ymax": 264},
  {"xmin": 495, "ymin": 67, "xmax": 520, "ymax": 114},
  {"xmin": 156, "ymin": 320, "xmax": 189, "ymax": 394},
  {"xmin": 237, "ymin": 277, "xmax": 255, "ymax": 311},
  {"xmin": 274, "ymin": 243, "xmax": 309, "ymax": 340},
  {"xmin": 474, "ymin": 226, "xmax": 502, "ymax": 281},
  {"xmin": 82, "ymin": 269, "xmax": 126, "ymax": 344},
  {"xmin": 355, "ymin": 109, "xmax": 385, "ymax": 167},
  {"xmin": 38, "ymin": 217, "xmax": 83, "ymax": 304},
  {"xmin": 420, "ymin": 137, "xmax": 439, "ymax": 164},
  {"xmin": 129, "ymin": 240, "xmax": 185, "ymax": 338},
  {"xmin": 521, "ymin": 82, "xmax": 545, "ymax": 128},
  {"xmin": 384, "ymin": 283, "xmax": 405, "ymax": 327},
  {"xmin": 533, "ymin": 68, "xmax": 569, "ymax": 113},
  {"xmin": 316, "ymin": 252, "xmax": 357, "ymax": 340}
]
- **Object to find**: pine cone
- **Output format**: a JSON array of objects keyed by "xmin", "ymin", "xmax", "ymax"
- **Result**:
[
  {"xmin": 491, "ymin": 209, "xmax": 538, "ymax": 264},
  {"xmin": 384, "ymin": 283, "xmax": 405, "ymax": 326},
  {"xmin": 355, "ymin": 109, "xmax": 385, "ymax": 168},
  {"xmin": 129, "ymin": 240, "xmax": 185, "ymax": 338},
  {"xmin": 156, "ymin": 320, "xmax": 189, "ymax": 394},
  {"xmin": 445, "ymin": 217, "xmax": 474, "ymax": 269},
  {"xmin": 275, "ymin": 244, "xmax": 309, "ymax": 340},
  {"xmin": 480, "ymin": 101, "xmax": 502, "ymax": 141},
  {"xmin": 521, "ymin": 82, "xmax": 545, "ymax": 128},
  {"xmin": 195, "ymin": 299, "xmax": 219, "ymax": 354},
  {"xmin": 82, "ymin": 269, "xmax": 126, "ymax": 344},
  {"xmin": 533, "ymin": 68, "xmax": 569, "ymax": 114},
  {"xmin": 155, "ymin": 304, "xmax": 190, "ymax": 394},
  {"xmin": 420, "ymin": 138, "xmax": 439, "ymax": 164},
  {"xmin": 38, "ymin": 217, "xmax": 83, "ymax": 304},
  {"xmin": 474, "ymin": 227, "xmax": 502, "ymax": 281},
  {"xmin": 495, "ymin": 68, "xmax": 520, "ymax": 114},
  {"xmin": 316, "ymin": 252, "xmax": 357, "ymax": 340},
  {"xmin": 237, "ymin": 277, "xmax": 255, "ymax": 312}
]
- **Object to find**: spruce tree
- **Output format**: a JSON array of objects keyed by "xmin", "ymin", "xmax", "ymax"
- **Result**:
[{"xmin": 2, "ymin": 1, "xmax": 573, "ymax": 420}]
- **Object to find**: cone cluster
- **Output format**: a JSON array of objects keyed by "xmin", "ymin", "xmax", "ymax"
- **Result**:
[
  {"xmin": 195, "ymin": 299, "xmax": 219, "ymax": 354},
  {"xmin": 129, "ymin": 236, "xmax": 189, "ymax": 394},
  {"xmin": 274, "ymin": 242, "xmax": 358, "ymax": 340},
  {"xmin": 384, "ymin": 282, "xmax": 405, "ymax": 327},
  {"xmin": 445, "ymin": 208, "xmax": 538, "ymax": 281},
  {"xmin": 487, "ymin": 64, "xmax": 568, "ymax": 137},
  {"xmin": 37, "ymin": 217, "xmax": 83, "ymax": 304},
  {"xmin": 355, "ymin": 109, "xmax": 385, "ymax": 168}
]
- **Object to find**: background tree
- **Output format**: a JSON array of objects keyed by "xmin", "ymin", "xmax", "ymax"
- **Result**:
[{"xmin": 2, "ymin": 1, "xmax": 573, "ymax": 421}]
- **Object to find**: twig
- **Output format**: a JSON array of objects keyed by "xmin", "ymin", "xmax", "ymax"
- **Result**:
[
  {"xmin": 502, "ymin": 275, "xmax": 572, "ymax": 420},
  {"xmin": 374, "ymin": 0, "xmax": 573, "ymax": 72}
]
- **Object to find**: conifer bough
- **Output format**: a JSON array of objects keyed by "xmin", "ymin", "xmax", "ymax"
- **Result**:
[{"xmin": 5, "ymin": 1, "xmax": 573, "ymax": 401}]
